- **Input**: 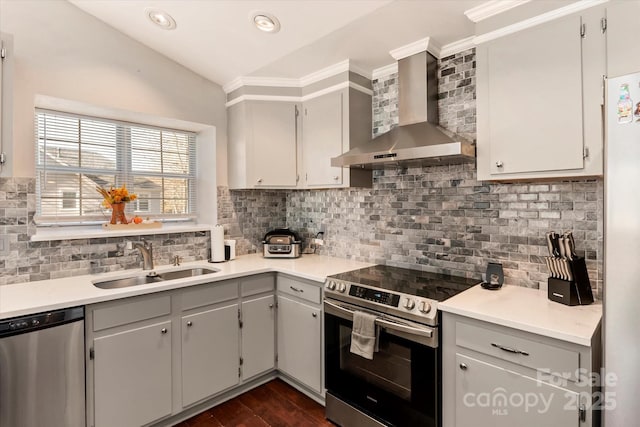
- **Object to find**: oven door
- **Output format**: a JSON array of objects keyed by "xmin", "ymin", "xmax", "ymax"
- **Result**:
[{"xmin": 324, "ymin": 299, "xmax": 440, "ymax": 427}]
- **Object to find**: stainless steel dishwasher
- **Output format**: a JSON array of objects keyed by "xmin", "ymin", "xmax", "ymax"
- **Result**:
[{"xmin": 0, "ymin": 306, "xmax": 85, "ymax": 427}]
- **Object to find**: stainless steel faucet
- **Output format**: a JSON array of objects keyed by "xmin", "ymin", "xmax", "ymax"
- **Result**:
[{"xmin": 129, "ymin": 239, "xmax": 154, "ymax": 270}]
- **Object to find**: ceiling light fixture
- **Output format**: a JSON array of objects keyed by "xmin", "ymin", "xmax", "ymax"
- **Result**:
[
  {"xmin": 146, "ymin": 8, "xmax": 177, "ymax": 30},
  {"xmin": 251, "ymin": 12, "xmax": 280, "ymax": 33}
]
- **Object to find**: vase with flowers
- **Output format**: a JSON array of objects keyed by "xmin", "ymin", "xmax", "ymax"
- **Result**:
[{"xmin": 96, "ymin": 185, "xmax": 137, "ymax": 224}]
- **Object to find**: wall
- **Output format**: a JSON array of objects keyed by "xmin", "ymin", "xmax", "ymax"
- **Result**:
[
  {"xmin": 0, "ymin": 0, "xmax": 227, "ymax": 181},
  {"xmin": 220, "ymin": 48, "xmax": 604, "ymax": 297}
]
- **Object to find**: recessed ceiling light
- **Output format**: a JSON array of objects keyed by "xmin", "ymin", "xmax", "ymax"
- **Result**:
[
  {"xmin": 146, "ymin": 8, "xmax": 177, "ymax": 30},
  {"xmin": 251, "ymin": 12, "xmax": 280, "ymax": 33}
]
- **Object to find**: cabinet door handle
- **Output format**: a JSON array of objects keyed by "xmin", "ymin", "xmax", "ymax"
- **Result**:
[
  {"xmin": 269, "ymin": 304, "xmax": 274, "ymax": 309},
  {"xmin": 161, "ymin": 328, "xmax": 168, "ymax": 334},
  {"xmin": 257, "ymin": 178, "xmax": 263, "ymax": 184},
  {"xmin": 491, "ymin": 342, "xmax": 529, "ymax": 356},
  {"xmin": 290, "ymin": 286, "xmax": 303, "ymax": 293},
  {"xmin": 186, "ymin": 321, "xmax": 193, "ymax": 327},
  {"xmin": 459, "ymin": 363, "xmax": 468, "ymax": 370},
  {"xmin": 496, "ymin": 161, "xmax": 504, "ymax": 168},
  {"xmin": 333, "ymin": 176, "xmax": 339, "ymax": 180},
  {"xmin": 312, "ymin": 312, "xmax": 318, "ymax": 318}
]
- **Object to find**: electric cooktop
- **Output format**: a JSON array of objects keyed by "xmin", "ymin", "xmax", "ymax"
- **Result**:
[{"xmin": 327, "ymin": 265, "xmax": 479, "ymax": 302}]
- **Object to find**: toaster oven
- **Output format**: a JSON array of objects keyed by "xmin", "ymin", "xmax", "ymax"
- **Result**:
[{"xmin": 262, "ymin": 228, "xmax": 301, "ymax": 258}]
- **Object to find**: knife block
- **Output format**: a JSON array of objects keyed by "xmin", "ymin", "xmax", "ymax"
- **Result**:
[{"xmin": 547, "ymin": 257, "xmax": 594, "ymax": 306}]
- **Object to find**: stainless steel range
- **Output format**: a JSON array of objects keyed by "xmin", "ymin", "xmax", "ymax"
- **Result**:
[{"xmin": 323, "ymin": 265, "xmax": 478, "ymax": 427}]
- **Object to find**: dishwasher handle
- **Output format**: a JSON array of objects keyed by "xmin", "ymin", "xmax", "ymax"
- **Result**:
[{"xmin": 0, "ymin": 306, "xmax": 84, "ymax": 338}]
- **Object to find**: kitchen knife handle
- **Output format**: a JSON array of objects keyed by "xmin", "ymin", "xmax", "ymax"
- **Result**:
[
  {"xmin": 546, "ymin": 232, "xmax": 555, "ymax": 257},
  {"xmin": 551, "ymin": 232, "xmax": 561, "ymax": 257},
  {"xmin": 563, "ymin": 236, "xmax": 574, "ymax": 261},
  {"xmin": 566, "ymin": 231, "xmax": 577, "ymax": 257},
  {"xmin": 558, "ymin": 236, "xmax": 566, "ymax": 258}
]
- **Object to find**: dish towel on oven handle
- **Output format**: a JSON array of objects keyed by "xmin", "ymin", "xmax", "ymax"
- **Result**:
[{"xmin": 350, "ymin": 311, "xmax": 379, "ymax": 360}]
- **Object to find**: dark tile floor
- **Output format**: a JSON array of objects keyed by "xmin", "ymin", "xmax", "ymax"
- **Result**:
[{"xmin": 176, "ymin": 379, "xmax": 334, "ymax": 427}]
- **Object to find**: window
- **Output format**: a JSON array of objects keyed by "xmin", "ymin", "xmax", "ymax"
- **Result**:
[
  {"xmin": 134, "ymin": 193, "xmax": 150, "ymax": 213},
  {"xmin": 61, "ymin": 191, "xmax": 78, "ymax": 211},
  {"xmin": 35, "ymin": 109, "xmax": 197, "ymax": 223}
]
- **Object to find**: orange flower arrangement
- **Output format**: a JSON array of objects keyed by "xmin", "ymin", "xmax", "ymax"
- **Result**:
[
  {"xmin": 96, "ymin": 185, "xmax": 137, "ymax": 207},
  {"xmin": 96, "ymin": 185, "xmax": 137, "ymax": 224}
]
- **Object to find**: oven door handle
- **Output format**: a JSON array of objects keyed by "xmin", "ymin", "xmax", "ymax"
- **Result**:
[
  {"xmin": 324, "ymin": 300, "xmax": 433, "ymax": 339},
  {"xmin": 375, "ymin": 318, "xmax": 433, "ymax": 338}
]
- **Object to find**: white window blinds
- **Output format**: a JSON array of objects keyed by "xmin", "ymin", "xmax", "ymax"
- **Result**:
[{"xmin": 35, "ymin": 109, "xmax": 197, "ymax": 224}]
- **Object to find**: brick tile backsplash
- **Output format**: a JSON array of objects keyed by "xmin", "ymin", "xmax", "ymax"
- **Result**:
[
  {"xmin": 216, "ymin": 187, "xmax": 287, "ymax": 254},
  {"xmin": 286, "ymin": 167, "xmax": 603, "ymax": 298},
  {"xmin": 0, "ymin": 177, "xmax": 209, "ymax": 285}
]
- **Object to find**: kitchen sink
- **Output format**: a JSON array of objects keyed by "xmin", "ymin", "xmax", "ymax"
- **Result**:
[
  {"xmin": 156, "ymin": 267, "xmax": 217, "ymax": 281},
  {"xmin": 93, "ymin": 267, "xmax": 219, "ymax": 289}
]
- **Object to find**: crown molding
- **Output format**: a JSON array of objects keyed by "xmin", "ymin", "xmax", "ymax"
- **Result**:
[
  {"xmin": 225, "ymin": 81, "xmax": 372, "ymax": 107},
  {"xmin": 349, "ymin": 62, "xmax": 372, "ymax": 80},
  {"xmin": 390, "ymin": 37, "xmax": 434, "ymax": 60},
  {"xmin": 473, "ymin": 0, "xmax": 608, "ymax": 44},
  {"xmin": 464, "ymin": 0, "xmax": 532, "ymax": 23},
  {"xmin": 301, "ymin": 81, "xmax": 373, "ymax": 102},
  {"xmin": 224, "ymin": 59, "xmax": 371, "ymax": 94},
  {"xmin": 225, "ymin": 94, "xmax": 300, "ymax": 108},
  {"xmin": 372, "ymin": 63, "xmax": 398, "ymax": 80},
  {"xmin": 299, "ymin": 59, "xmax": 355, "ymax": 87},
  {"xmin": 439, "ymin": 36, "xmax": 476, "ymax": 57},
  {"xmin": 222, "ymin": 77, "xmax": 244, "ymax": 94},
  {"xmin": 222, "ymin": 76, "xmax": 299, "ymax": 94}
]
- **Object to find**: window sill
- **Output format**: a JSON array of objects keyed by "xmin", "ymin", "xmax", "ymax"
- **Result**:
[{"xmin": 30, "ymin": 223, "xmax": 213, "ymax": 242}]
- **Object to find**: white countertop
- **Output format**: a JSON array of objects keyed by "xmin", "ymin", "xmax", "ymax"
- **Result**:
[
  {"xmin": 439, "ymin": 284, "xmax": 602, "ymax": 346},
  {"xmin": 0, "ymin": 254, "xmax": 375, "ymax": 320}
]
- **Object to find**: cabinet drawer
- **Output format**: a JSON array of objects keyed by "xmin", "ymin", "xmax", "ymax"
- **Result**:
[
  {"xmin": 277, "ymin": 276, "xmax": 321, "ymax": 304},
  {"xmin": 456, "ymin": 321, "xmax": 580, "ymax": 381},
  {"xmin": 241, "ymin": 274, "xmax": 275, "ymax": 297},
  {"xmin": 93, "ymin": 295, "xmax": 171, "ymax": 331},
  {"xmin": 182, "ymin": 281, "xmax": 239, "ymax": 311}
]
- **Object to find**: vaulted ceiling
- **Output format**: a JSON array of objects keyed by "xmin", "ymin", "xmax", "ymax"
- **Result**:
[{"xmin": 68, "ymin": 0, "xmax": 485, "ymax": 87}]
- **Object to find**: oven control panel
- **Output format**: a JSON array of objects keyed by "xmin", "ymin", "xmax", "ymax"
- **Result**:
[
  {"xmin": 348, "ymin": 285, "xmax": 400, "ymax": 307},
  {"xmin": 324, "ymin": 279, "xmax": 438, "ymax": 325}
]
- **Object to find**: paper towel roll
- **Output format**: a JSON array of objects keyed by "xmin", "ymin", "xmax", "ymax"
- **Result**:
[{"xmin": 211, "ymin": 225, "xmax": 225, "ymax": 262}]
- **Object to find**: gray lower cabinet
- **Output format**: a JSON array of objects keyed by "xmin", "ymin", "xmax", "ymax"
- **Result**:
[
  {"xmin": 276, "ymin": 275, "xmax": 323, "ymax": 395},
  {"xmin": 455, "ymin": 354, "xmax": 580, "ymax": 427},
  {"xmin": 241, "ymin": 294, "xmax": 276, "ymax": 380},
  {"xmin": 181, "ymin": 303, "xmax": 240, "ymax": 407},
  {"xmin": 86, "ymin": 274, "xmax": 277, "ymax": 427},
  {"xmin": 443, "ymin": 312, "xmax": 600, "ymax": 427},
  {"xmin": 93, "ymin": 320, "xmax": 172, "ymax": 427}
]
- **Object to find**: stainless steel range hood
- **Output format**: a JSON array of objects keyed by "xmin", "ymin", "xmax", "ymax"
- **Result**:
[{"xmin": 331, "ymin": 50, "xmax": 475, "ymax": 169}]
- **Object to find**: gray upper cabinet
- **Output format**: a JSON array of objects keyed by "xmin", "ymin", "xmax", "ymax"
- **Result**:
[
  {"xmin": 301, "ymin": 88, "xmax": 372, "ymax": 188},
  {"xmin": 606, "ymin": 0, "xmax": 640, "ymax": 78},
  {"xmin": 228, "ymin": 100, "xmax": 299, "ymax": 189},
  {"xmin": 476, "ymin": 6, "xmax": 605, "ymax": 180},
  {"xmin": 227, "ymin": 72, "xmax": 372, "ymax": 189},
  {"xmin": 302, "ymin": 90, "xmax": 345, "ymax": 187}
]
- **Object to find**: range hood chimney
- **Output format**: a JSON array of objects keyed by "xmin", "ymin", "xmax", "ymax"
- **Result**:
[{"xmin": 331, "ymin": 49, "xmax": 475, "ymax": 169}]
